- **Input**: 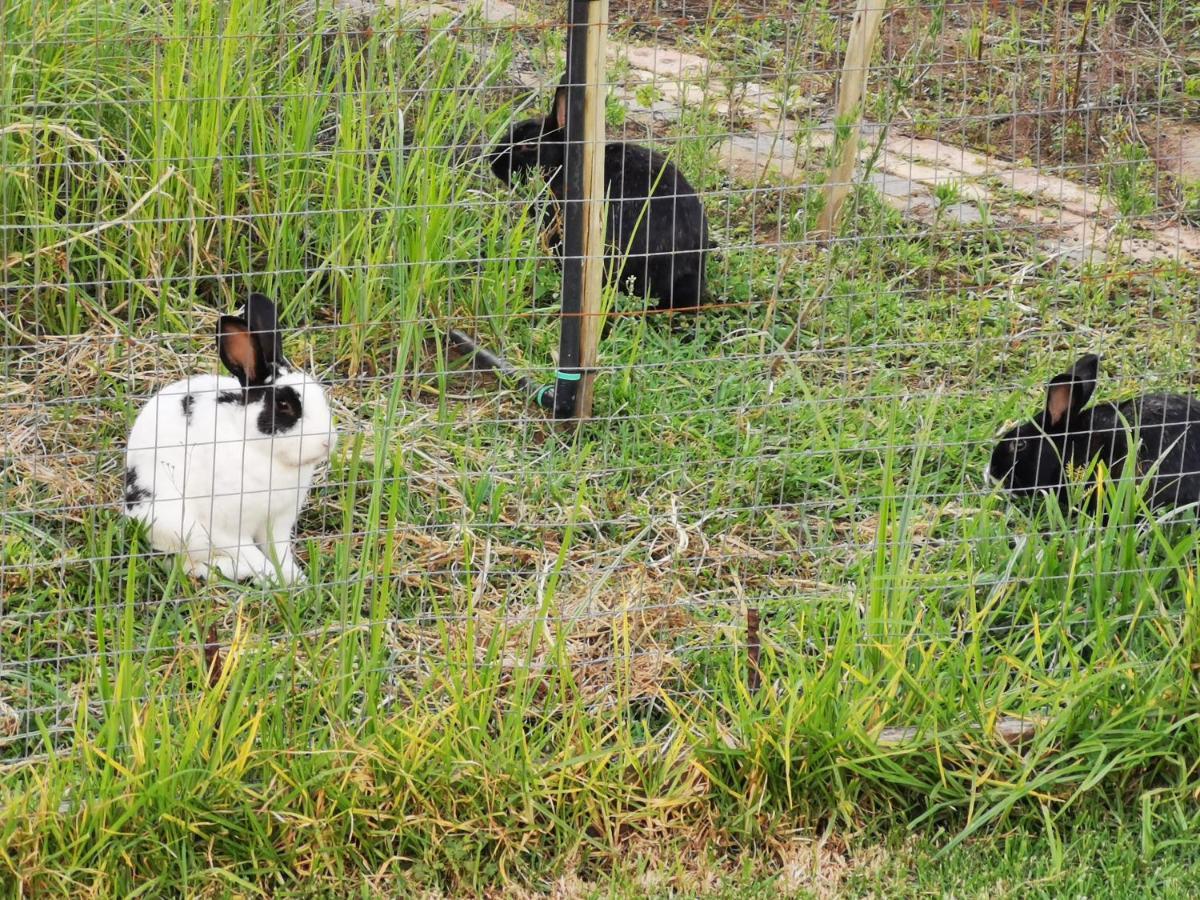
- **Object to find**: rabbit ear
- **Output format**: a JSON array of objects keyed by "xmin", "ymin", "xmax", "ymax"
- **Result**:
[
  {"xmin": 217, "ymin": 316, "xmax": 266, "ymax": 386},
  {"xmin": 244, "ymin": 293, "xmax": 285, "ymax": 368},
  {"xmin": 1044, "ymin": 353, "xmax": 1099, "ymax": 428},
  {"xmin": 552, "ymin": 82, "xmax": 569, "ymax": 130}
]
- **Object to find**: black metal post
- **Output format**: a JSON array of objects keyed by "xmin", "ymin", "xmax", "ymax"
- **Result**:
[{"xmin": 553, "ymin": 0, "xmax": 594, "ymax": 420}]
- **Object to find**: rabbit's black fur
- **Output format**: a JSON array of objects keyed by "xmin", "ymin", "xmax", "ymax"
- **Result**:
[
  {"xmin": 987, "ymin": 353, "xmax": 1200, "ymax": 509},
  {"xmin": 487, "ymin": 80, "xmax": 711, "ymax": 313}
]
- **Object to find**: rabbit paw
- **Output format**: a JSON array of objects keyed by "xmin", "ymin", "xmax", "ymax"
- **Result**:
[
  {"xmin": 251, "ymin": 558, "xmax": 305, "ymax": 587},
  {"xmin": 271, "ymin": 559, "xmax": 306, "ymax": 586},
  {"xmin": 263, "ymin": 544, "xmax": 305, "ymax": 586},
  {"xmin": 183, "ymin": 557, "xmax": 215, "ymax": 581},
  {"xmin": 184, "ymin": 554, "xmax": 253, "ymax": 583},
  {"xmin": 219, "ymin": 546, "xmax": 274, "ymax": 583}
]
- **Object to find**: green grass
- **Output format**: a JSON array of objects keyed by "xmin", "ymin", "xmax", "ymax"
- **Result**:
[{"xmin": 3, "ymin": 0, "xmax": 1200, "ymax": 895}]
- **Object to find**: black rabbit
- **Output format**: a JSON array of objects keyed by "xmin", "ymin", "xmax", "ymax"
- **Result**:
[
  {"xmin": 486, "ymin": 78, "xmax": 712, "ymax": 314},
  {"xmin": 986, "ymin": 353, "xmax": 1200, "ymax": 510}
]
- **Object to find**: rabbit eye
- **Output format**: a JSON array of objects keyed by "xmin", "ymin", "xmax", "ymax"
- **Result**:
[{"xmin": 1015, "ymin": 439, "xmax": 1028, "ymax": 452}]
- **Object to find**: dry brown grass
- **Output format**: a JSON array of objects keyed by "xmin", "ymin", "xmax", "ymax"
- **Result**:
[
  {"xmin": 0, "ymin": 326, "xmax": 205, "ymax": 521},
  {"xmin": 383, "ymin": 564, "xmax": 701, "ymax": 707},
  {"xmin": 454, "ymin": 827, "xmax": 876, "ymax": 898}
]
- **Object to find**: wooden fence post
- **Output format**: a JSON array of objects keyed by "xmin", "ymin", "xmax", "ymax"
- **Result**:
[
  {"xmin": 574, "ymin": 0, "xmax": 608, "ymax": 421},
  {"xmin": 817, "ymin": 0, "xmax": 887, "ymax": 238}
]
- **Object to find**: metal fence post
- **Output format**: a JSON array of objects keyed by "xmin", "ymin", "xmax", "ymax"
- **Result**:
[{"xmin": 555, "ymin": 0, "xmax": 608, "ymax": 422}]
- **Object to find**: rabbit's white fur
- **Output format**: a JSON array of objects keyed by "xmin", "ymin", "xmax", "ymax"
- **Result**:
[{"xmin": 125, "ymin": 365, "xmax": 335, "ymax": 585}]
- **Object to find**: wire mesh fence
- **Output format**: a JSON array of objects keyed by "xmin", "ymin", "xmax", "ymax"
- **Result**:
[{"xmin": 2, "ymin": 0, "xmax": 1200, "ymax": 772}]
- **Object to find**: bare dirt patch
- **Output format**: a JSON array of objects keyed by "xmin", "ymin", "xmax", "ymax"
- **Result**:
[{"xmin": 1150, "ymin": 122, "xmax": 1200, "ymax": 187}]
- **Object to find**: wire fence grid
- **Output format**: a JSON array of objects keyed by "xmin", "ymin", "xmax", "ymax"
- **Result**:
[{"xmin": 2, "ymin": 0, "xmax": 1200, "ymax": 762}]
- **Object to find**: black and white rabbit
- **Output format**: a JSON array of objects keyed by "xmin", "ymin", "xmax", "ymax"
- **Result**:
[
  {"xmin": 486, "ymin": 77, "xmax": 712, "ymax": 313},
  {"xmin": 986, "ymin": 353, "xmax": 1200, "ymax": 509},
  {"xmin": 124, "ymin": 294, "xmax": 336, "ymax": 584}
]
